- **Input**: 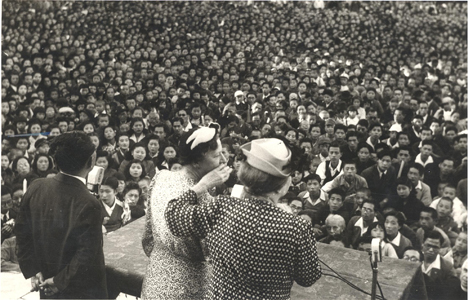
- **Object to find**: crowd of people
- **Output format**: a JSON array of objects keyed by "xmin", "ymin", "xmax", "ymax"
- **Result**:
[{"xmin": 1, "ymin": 0, "xmax": 467, "ymax": 299}]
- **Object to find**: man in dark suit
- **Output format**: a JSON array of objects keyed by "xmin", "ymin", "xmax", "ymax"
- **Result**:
[
  {"xmin": 15, "ymin": 132, "xmax": 108, "ymax": 299},
  {"xmin": 361, "ymin": 150, "xmax": 397, "ymax": 208}
]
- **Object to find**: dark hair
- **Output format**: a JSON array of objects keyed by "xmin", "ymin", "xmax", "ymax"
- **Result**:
[
  {"xmin": 101, "ymin": 176, "xmax": 119, "ymax": 190},
  {"xmin": 49, "ymin": 131, "xmax": 95, "ymax": 173},
  {"xmin": 304, "ymin": 173, "xmax": 321, "ymax": 184},
  {"xmin": 377, "ymin": 149, "xmax": 392, "ymax": 160},
  {"xmin": 31, "ymin": 154, "xmax": 54, "ymax": 174},
  {"xmin": 238, "ymin": 162, "xmax": 289, "ymax": 196},
  {"xmin": 122, "ymin": 181, "xmax": 141, "ymax": 196},
  {"xmin": 425, "ymin": 230, "xmax": 443, "ymax": 245},
  {"xmin": 396, "ymin": 177, "xmax": 413, "ymax": 190},
  {"xmin": 384, "ymin": 210, "xmax": 406, "ymax": 226},
  {"xmin": 421, "ymin": 206, "xmax": 438, "ymax": 220},
  {"xmin": 123, "ymin": 159, "xmax": 147, "ymax": 181},
  {"xmin": 365, "ymin": 221, "xmax": 387, "ymax": 238},
  {"xmin": 328, "ymin": 188, "xmax": 345, "ymax": 201},
  {"xmin": 408, "ymin": 163, "xmax": 425, "ymax": 176},
  {"xmin": 403, "ymin": 247, "xmax": 423, "ymax": 262},
  {"xmin": 178, "ymin": 128, "xmax": 219, "ymax": 166},
  {"xmin": 342, "ymin": 159, "xmax": 357, "ymax": 168}
]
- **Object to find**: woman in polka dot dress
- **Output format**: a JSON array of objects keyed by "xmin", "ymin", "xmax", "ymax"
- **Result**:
[
  {"xmin": 141, "ymin": 127, "xmax": 227, "ymax": 299},
  {"xmin": 166, "ymin": 138, "xmax": 322, "ymax": 300}
]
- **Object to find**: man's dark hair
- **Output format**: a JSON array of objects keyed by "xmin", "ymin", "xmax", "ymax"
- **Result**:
[
  {"xmin": 49, "ymin": 131, "xmax": 95, "ymax": 174},
  {"xmin": 328, "ymin": 188, "xmax": 345, "ymax": 201},
  {"xmin": 409, "ymin": 163, "xmax": 425, "ymax": 176},
  {"xmin": 425, "ymin": 229, "xmax": 443, "ymax": 245},
  {"xmin": 421, "ymin": 206, "xmax": 438, "ymax": 221}
]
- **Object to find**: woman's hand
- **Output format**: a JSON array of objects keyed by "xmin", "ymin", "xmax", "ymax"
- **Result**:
[{"xmin": 192, "ymin": 164, "xmax": 232, "ymax": 196}]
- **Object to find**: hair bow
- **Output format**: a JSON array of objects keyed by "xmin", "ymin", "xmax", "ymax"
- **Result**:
[{"xmin": 186, "ymin": 127, "xmax": 216, "ymax": 150}]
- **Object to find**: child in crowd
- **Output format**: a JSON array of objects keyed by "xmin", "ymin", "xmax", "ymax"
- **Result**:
[{"xmin": 431, "ymin": 185, "xmax": 467, "ymax": 228}]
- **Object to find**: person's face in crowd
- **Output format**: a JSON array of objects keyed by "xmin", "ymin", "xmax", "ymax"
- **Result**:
[
  {"xmin": 147, "ymin": 138, "xmax": 159, "ymax": 156},
  {"xmin": 118, "ymin": 136, "xmax": 130, "ymax": 151},
  {"xmin": 343, "ymin": 163, "xmax": 357, "ymax": 182},
  {"xmin": 16, "ymin": 138, "xmax": 28, "ymax": 151},
  {"xmin": 442, "ymin": 186, "xmax": 457, "ymax": 201},
  {"xmin": 30, "ymin": 124, "xmax": 41, "ymax": 134},
  {"xmin": 361, "ymin": 201, "xmax": 376, "ymax": 224},
  {"xmin": 397, "ymin": 149, "xmax": 411, "ymax": 164},
  {"xmin": 328, "ymin": 146, "xmax": 341, "ymax": 164},
  {"xmin": 422, "ymin": 238, "xmax": 441, "ymax": 263},
  {"xmin": 132, "ymin": 109, "xmax": 143, "ymax": 119},
  {"xmin": 125, "ymin": 188, "xmax": 140, "ymax": 207},
  {"xmin": 385, "ymin": 215, "xmax": 400, "ymax": 238},
  {"xmin": 16, "ymin": 121, "xmax": 27, "ymax": 132},
  {"xmin": 83, "ymin": 123, "xmax": 94, "ymax": 134},
  {"xmin": 163, "ymin": 146, "xmax": 176, "ymax": 161},
  {"xmin": 300, "ymin": 141, "xmax": 312, "ymax": 156},
  {"xmin": 288, "ymin": 199, "xmax": 302, "ymax": 216},
  {"xmin": 104, "ymin": 127, "xmax": 116, "ymax": 142},
  {"xmin": 49, "ymin": 127, "xmax": 61, "ymax": 136},
  {"xmin": 154, "ymin": 125, "xmax": 166, "ymax": 139},
  {"xmin": 398, "ymin": 133, "xmax": 410, "ymax": 146},
  {"xmin": 430, "ymin": 122, "xmax": 441, "ymax": 136},
  {"xmin": 16, "ymin": 157, "xmax": 30, "ymax": 176},
  {"xmin": 95, "ymin": 156, "xmax": 109, "ymax": 171},
  {"xmin": 132, "ymin": 120, "xmax": 144, "ymax": 135},
  {"xmin": 99, "ymin": 184, "xmax": 116, "ymax": 207},
  {"xmin": 18, "ymin": 85, "xmax": 27, "ymax": 96},
  {"xmin": 11, "ymin": 74, "xmax": 19, "ymax": 86},
  {"xmin": 1, "ymin": 155, "xmax": 9, "ymax": 170},
  {"xmin": 439, "ymin": 160, "xmax": 454, "ymax": 176},
  {"xmin": 453, "ymin": 232, "xmax": 467, "ymax": 253},
  {"xmin": 329, "ymin": 193, "xmax": 343, "ymax": 213},
  {"xmin": 377, "ymin": 155, "xmax": 391, "ymax": 171},
  {"xmin": 178, "ymin": 110, "xmax": 189, "ymax": 124},
  {"xmin": 403, "ymin": 249, "xmax": 421, "ymax": 263},
  {"xmin": 397, "ymin": 183, "xmax": 411, "ymax": 199},
  {"xmin": 132, "ymin": 146, "xmax": 147, "ymax": 161},
  {"xmin": 90, "ymin": 136, "xmax": 100, "ymax": 149},
  {"xmin": 1, "ymin": 192, "xmax": 13, "ymax": 214},
  {"xmin": 436, "ymin": 198, "xmax": 452, "ymax": 219},
  {"xmin": 420, "ymin": 129, "xmax": 432, "ymax": 142}
]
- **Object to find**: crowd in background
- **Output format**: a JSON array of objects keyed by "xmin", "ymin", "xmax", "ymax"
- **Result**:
[{"xmin": 1, "ymin": 1, "xmax": 467, "ymax": 299}]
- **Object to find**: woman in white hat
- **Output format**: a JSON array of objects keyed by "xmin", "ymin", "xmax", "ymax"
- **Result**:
[
  {"xmin": 165, "ymin": 138, "xmax": 322, "ymax": 300},
  {"xmin": 141, "ymin": 126, "xmax": 227, "ymax": 300}
]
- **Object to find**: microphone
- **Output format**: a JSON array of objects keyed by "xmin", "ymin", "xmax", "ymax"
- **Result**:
[
  {"xmin": 371, "ymin": 238, "xmax": 382, "ymax": 263},
  {"xmin": 86, "ymin": 166, "xmax": 105, "ymax": 195}
]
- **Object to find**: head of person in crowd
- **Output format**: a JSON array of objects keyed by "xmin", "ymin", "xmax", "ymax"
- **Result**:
[
  {"xmin": 288, "ymin": 197, "xmax": 303, "ymax": 216},
  {"xmin": 384, "ymin": 210, "xmax": 406, "ymax": 241},
  {"xmin": 122, "ymin": 181, "xmax": 142, "ymax": 207},
  {"xmin": 123, "ymin": 159, "xmax": 147, "ymax": 183},
  {"xmin": 31, "ymin": 153, "xmax": 54, "ymax": 177},
  {"xmin": 419, "ymin": 206, "xmax": 438, "ymax": 232},
  {"xmin": 422, "ymin": 230, "xmax": 444, "ymax": 265},
  {"xmin": 99, "ymin": 176, "xmax": 119, "ymax": 208},
  {"xmin": 325, "ymin": 214, "xmax": 346, "ymax": 241},
  {"xmin": 403, "ymin": 247, "xmax": 423, "ymax": 263},
  {"xmin": 328, "ymin": 188, "xmax": 345, "ymax": 213}
]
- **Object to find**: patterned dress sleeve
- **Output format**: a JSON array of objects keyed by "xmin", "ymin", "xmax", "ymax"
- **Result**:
[
  {"xmin": 165, "ymin": 190, "xmax": 221, "ymax": 238},
  {"xmin": 294, "ymin": 222, "xmax": 322, "ymax": 287},
  {"xmin": 142, "ymin": 175, "xmax": 157, "ymax": 257}
]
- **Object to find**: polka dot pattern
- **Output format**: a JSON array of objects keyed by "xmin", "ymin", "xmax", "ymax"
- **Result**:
[{"xmin": 166, "ymin": 190, "xmax": 322, "ymax": 299}]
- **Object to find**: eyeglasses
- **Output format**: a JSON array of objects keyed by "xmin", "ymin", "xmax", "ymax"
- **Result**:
[{"xmin": 403, "ymin": 256, "xmax": 420, "ymax": 262}]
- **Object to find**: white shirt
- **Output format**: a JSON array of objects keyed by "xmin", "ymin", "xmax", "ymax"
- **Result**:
[
  {"xmin": 415, "ymin": 153, "xmax": 434, "ymax": 167},
  {"xmin": 355, "ymin": 216, "xmax": 378, "ymax": 236},
  {"xmin": 316, "ymin": 160, "xmax": 342, "ymax": 184},
  {"xmin": 421, "ymin": 254, "xmax": 441, "ymax": 275},
  {"xmin": 60, "ymin": 172, "xmax": 86, "ymax": 185},
  {"xmin": 389, "ymin": 232, "xmax": 402, "ymax": 247},
  {"xmin": 302, "ymin": 190, "xmax": 327, "ymax": 206}
]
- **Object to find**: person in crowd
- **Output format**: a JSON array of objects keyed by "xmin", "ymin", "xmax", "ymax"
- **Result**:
[
  {"xmin": 319, "ymin": 214, "xmax": 349, "ymax": 248},
  {"xmin": 119, "ymin": 142, "xmax": 156, "ymax": 179},
  {"xmin": 1, "ymin": 186, "xmax": 17, "ymax": 244},
  {"xmin": 165, "ymin": 138, "xmax": 321, "ymax": 299},
  {"xmin": 322, "ymin": 160, "xmax": 368, "ymax": 195},
  {"xmin": 384, "ymin": 210, "xmax": 413, "ymax": 259},
  {"xmin": 15, "ymin": 132, "xmax": 107, "ymax": 298},
  {"xmin": 407, "ymin": 163, "xmax": 432, "ymax": 206},
  {"xmin": 435, "ymin": 197, "xmax": 460, "ymax": 244},
  {"xmin": 347, "ymin": 199, "xmax": 380, "ymax": 249},
  {"xmin": 361, "ymin": 150, "xmax": 396, "ymax": 207},
  {"xmin": 386, "ymin": 177, "xmax": 426, "ymax": 227},
  {"xmin": 316, "ymin": 188, "xmax": 353, "ymax": 230},
  {"xmin": 121, "ymin": 182, "xmax": 145, "ymax": 224},
  {"xmin": 421, "ymin": 230, "xmax": 458, "ymax": 300},
  {"xmin": 364, "ymin": 221, "xmax": 399, "ymax": 258},
  {"xmin": 416, "ymin": 207, "xmax": 452, "ymax": 250},
  {"xmin": 316, "ymin": 141, "xmax": 343, "ymax": 185},
  {"xmin": 99, "ymin": 176, "xmax": 125, "ymax": 233},
  {"xmin": 430, "ymin": 184, "xmax": 467, "ymax": 228},
  {"xmin": 299, "ymin": 173, "xmax": 328, "ymax": 215}
]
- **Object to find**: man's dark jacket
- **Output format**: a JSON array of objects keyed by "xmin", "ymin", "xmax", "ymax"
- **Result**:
[{"xmin": 15, "ymin": 173, "xmax": 108, "ymax": 299}]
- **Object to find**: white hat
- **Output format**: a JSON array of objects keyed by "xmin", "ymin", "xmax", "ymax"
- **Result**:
[
  {"xmin": 241, "ymin": 138, "xmax": 291, "ymax": 178},
  {"xmin": 340, "ymin": 73, "xmax": 349, "ymax": 79},
  {"xmin": 58, "ymin": 107, "xmax": 75, "ymax": 114},
  {"xmin": 389, "ymin": 124, "xmax": 402, "ymax": 132},
  {"xmin": 234, "ymin": 90, "xmax": 244, "ymax": 97}
]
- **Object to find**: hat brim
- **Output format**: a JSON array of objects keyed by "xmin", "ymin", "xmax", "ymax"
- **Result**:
[{"xmin": 241, "ymin": 141, "xmax": 291, "ymax": 178}]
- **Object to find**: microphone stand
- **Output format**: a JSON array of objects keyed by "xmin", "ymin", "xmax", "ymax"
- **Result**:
[{"xmin": 371, "ymin": 250, "xmax": 379, "ymax": 300}]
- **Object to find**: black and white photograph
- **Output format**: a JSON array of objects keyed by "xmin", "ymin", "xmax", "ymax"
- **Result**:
[{"xmin": 1, "ymin": 1, "xmax": 467, "ymax": 299}]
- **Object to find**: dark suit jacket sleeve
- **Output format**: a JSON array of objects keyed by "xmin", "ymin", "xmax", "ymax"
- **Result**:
[
  {"xmin": 165, "ymin": 190, "xmax": 221, "ymax": 238},
  {"xmin": 53, "ymin": 200, "xmax": 103, "ymax": 291},
  {"xmin": 294, "ymin": 222, "xmax": 322, "ymax": 287},
  {"xmin": 15, "ymin": 187, "xmax": 41, "ymax": 279}
]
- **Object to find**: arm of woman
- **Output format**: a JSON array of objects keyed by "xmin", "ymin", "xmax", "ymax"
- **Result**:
[
  {"xmin": 141, "ymin": 201, "xmax": 154, "ymax": 257},
  {"xmin": 294, "ymin": 222, "xmax": 322, "ymax": 287},
  {"xmin": 165, "ymin": 190, "xmax": 222, "ymax": 238}
]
